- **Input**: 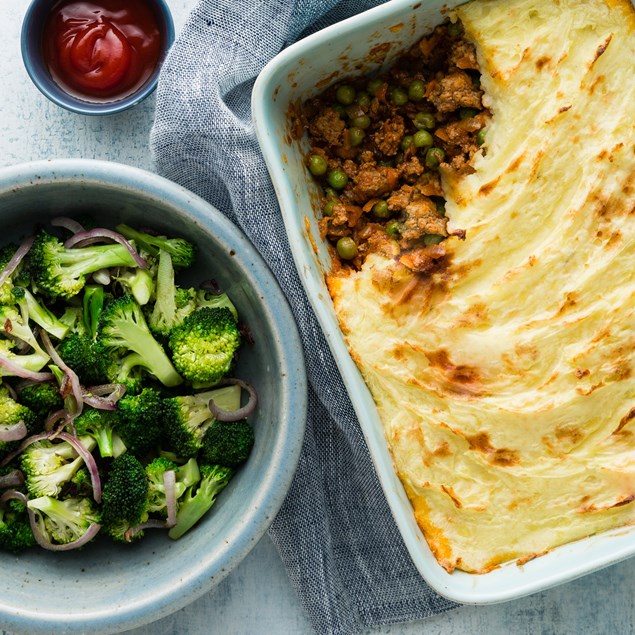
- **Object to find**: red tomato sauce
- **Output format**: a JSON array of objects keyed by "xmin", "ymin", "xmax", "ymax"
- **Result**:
[{"xmin": 42, "ymin": 0, "xmax": 163, "ymax": 102}]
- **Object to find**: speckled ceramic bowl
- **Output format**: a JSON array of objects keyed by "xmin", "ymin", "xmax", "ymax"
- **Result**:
[
  {"xmin": 21, "ymin": 0, "xmax": 174, "ymax": 115},
  {"xmin": 0, "ymin": 159, "xmax": 307, "ymax": 634}
]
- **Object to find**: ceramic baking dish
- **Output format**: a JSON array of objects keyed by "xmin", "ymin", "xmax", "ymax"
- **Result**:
[{"xmin": 251, "ymin": 0, "xmax": 635, "ymax": 604}]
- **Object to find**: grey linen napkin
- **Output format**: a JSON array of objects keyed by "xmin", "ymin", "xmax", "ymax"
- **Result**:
[{"xmin": 150, "ymin": 1, "xmax": 458, "ymax": 633}]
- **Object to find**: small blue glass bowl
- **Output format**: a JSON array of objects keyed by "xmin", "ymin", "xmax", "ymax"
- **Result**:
[{"xmin": 21, "ymin": 0, "xmax": 175, "ymax": 115}]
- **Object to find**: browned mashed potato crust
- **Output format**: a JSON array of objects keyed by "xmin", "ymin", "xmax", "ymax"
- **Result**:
[{"xmin": 309, "ymin": 0, "xmax": 635, "ymax": 574}]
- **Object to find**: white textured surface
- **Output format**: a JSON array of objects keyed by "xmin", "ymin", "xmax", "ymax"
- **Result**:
[{"xmin": 0, "ymin": 1, "xmax": 634, "ymax": 634}]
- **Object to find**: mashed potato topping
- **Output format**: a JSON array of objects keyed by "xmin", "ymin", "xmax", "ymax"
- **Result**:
[{"xmin": 327, "ymin": 0, "xmax": 635, "ymax": 573}]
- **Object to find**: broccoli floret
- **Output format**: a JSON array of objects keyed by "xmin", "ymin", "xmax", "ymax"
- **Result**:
[
  {"xmin": 115, "ymin": 268, "xmax": 155, "ymax": 306},
  {"xmin": 29, "ymin": 230, "xmax": 140, "ymax": 300},
  {"xmin": 0, "ymin": 498, "xmax": 36, "ymax": 552},
  {"xmin": 11, "ymin": 287, "xmax": 69, "ymax": 340},
  {"xmin": 146, "ymin": 457, "xmax": 179, "ymax": 516},
  {"xmin": 16, "ymin": 381, "xmax": 62, "ymax": 421},
  {"xmin": 57, "ymin": 332, "xmax": 106, "ymax": 386},
  {"xmin": 0, "ymin": 386, "xmax": 38, "ymax": 459},
  {"xmin": 26, "ymin": 496, "xmax": 100, "ymax": 546},
  {"xmin": 115, "ymin": 224, "xmax": 196, "ymax": 269},
  {"xmin": 0, "ymin": 339, "xmax": 50, "ymax": 378},
  {"xmin": 21, "ymin": 436, "xmax": 96, "ymax": 498},
  {"xmin": 98, "ymin": 295, "xmax": 183, "ymax": 388},
  {"xmin": 195, "ymin": 288, "xmax": 238, "ymax": 320},
  {"xmin": 101, "ymin": 453, "xmax": 149, "ymax": 543},
  {"xmin": 116, "ymin": 386, "xmax": 164, "ymax": 456},
  {"xmin": 147, "ymin": 250, "xmax": 198, "ymax": 337},
  {"xmin": 168, "ymin": 307, "xmax": 240, "ymax": 385},
  {"xmin": 74, "ymin": 408, "xmax": 124, "ymax": 458},
  {"xmin": 145, "ymin": 457, "xmax": 201, "ymax": 517},
  {"xmin": 200, "ymin": 419, "xmax": 254, "ymax": 468},
  {"xmin": 0, "ymin": 243, "xmax": 28, "ymax": 306},
  {"xmin": 168, "ymin": 464, "xmax": 233, "ymax": 540},
  {"xmin": 147, "ymin": 250, "xmax": 239, "ymax": 340},
  {"xmin": 68, "ymin": 466, "xmax": 93, "ymax": 498},
  {"xmin": 57, "ymin": 285, "xmax": 109, "ymax": 385},
  {"xmin": 163, "ymin": 384, "xmax": 241, "ymax": 457},
  {"xmin": 0, "ymin": 304, "xmax": 48, "ymax": 358},
  {"xmin": 82, "ymin": 284, "xmax": 105, "ymax": 337}
]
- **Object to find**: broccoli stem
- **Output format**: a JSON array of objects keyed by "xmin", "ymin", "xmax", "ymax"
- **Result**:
[{"xmin": 22, "ymin": 288, "xmax": 69, "ymax": 339}]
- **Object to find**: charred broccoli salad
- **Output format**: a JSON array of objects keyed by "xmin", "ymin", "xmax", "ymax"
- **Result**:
[{"xmin": 0, "ymin": 218, "xmax": 256, "ymax": 552}]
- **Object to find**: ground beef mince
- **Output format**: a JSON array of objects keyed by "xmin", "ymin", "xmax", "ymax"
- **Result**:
[{"xmin": 302, "ymin": 20, "xmax": 489, "ymax": 271}]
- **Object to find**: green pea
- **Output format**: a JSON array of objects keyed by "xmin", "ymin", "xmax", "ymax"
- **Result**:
[
  {"xmin": 408, "ymin": 79, "xmax": 426, "ymax": 102},
  {"xmin": 400, "ymin": 135, "xmax": 414, "ymax": 150},
  {"xmin": 336, "ymin": 237, "xmax": 358, "ymax": 260},
  {"xmin": 435, "ymin": 199, "xmax": 446, "ymax": 215},
  {"xmin": 336, "ymin": 85, "xmax": 356, "ymax": 105},
  {"xmin": 352, "ymin": 114, "xmax": 371, "ymax": 130},
  {"xmin": 413, "ymin": 130, "xmax": 433, "ymax": 148},
  {"xmin": 447, "ymin": 21, "xmax": 461, "ymax": 36},
  {"xmin": 423, "ymin": 234, "xmax": 445, "ymax": 246},
  {"xmin": 308, "ymin": 154, "xmax": 328, "ymax": 176},
  {"xmin": 355, "ymin": 91, "xmax": 370, "ymax": 107},
  {"xmin": 385, "ymin": 220, "xmax": 401, "ymax": 237},
  {"xmin": 459, "ymin": 107, "xmax": 479, "ymax": 120},
  {"xmin": 425, "ymin": 147, "xmax": 445, "ymax": 169},
  {"xmin": 332, "ymin": 103, "xmax": 346, "ymax": 116},
  {"xmin": 349, "ymin": 127, "xmax": 366, "ymax": 147},
  {"xmin": 324, "ymin": 187, "xmax": 337, "ymax": 200},
  {"xmin": 414, "ymin": 112, "xmax": 436, "ymax": 130},
  {"xmin": 390, "ymin": 87, "xmax": 409, "ymax": 106},
  {"xmin": 368, "ymin": 78, "xmax": 383, "ymax": 95},
  {"xmin": 323, "ymin": 201, "xmax": 336, "ymax": 217},
  {"xmin": 327, "ymin": 169, "xmax": 348, "ymax": 190},
  {"xmin": 372, "ymin": 200, "xmax": 390, "ymax": 218},
  {"xmin": 476, "ymin": 128, "xmax": 487, "ymax": 145}
]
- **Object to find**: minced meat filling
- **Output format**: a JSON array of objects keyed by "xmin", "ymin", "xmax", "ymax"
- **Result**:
[{"xmin": 302, "ymin": 20, "xmax": 488, "ymax": 272}]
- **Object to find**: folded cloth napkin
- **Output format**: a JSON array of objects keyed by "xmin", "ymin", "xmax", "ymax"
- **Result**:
[{"xmin": 150, "ymin": 1, "xmax": 458, "ymax": 633}]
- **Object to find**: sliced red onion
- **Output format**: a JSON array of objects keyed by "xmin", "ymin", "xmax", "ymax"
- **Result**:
[
  {"xmin": 208, "ymin": 378, "xmax": 258, "ymax": 422},
  {"xmin": 0, "ymin": 429, "xmax": 101, "ymax": 502},
  {"xmin": 0, "ymin": 420, "xmax": 27, "ymax": 442},
  {"xmin": 0, "ymin": 352, "xmax": 54, "ymax": 381},
  {"xmin": 0, "ymin": 489, "xmax": 28, "ymax": 506},
  {"xmin": 0, "ymin": 469, "xmax": 24, "ymax": 489},
  {"xmin": 4, "ymin": 383, "xmax": 17, "ymax": 401},
  {"xmin": 164, "ymin": 470, "xmax": 177, "ymax": 527},
  {"xmin": 56, "ymin": 432, "xmax": 101, "ymax": 503},
  {"xmin": 81, "ymin": 396, "xmax": 117, "ymax": 411},
  {"xmin": 199, "ymin": 279, "xmax": 222, "ymax": 295},
  {"xmin": 51, "ymin": 217, "xmax": 85, "ymax": 234},
  {"xmin": 64, "ymin": 229, "xmax": 147, "ymax": 268},
  {"xmin": 124, "ymin": 470, "xmax": 177, "ymax": 540},
  {"xmin": 6, "ymin": 487, "xmax": 101, "ymax": 551},
  {"xmin": 82, "ymin": 384, "xmax": 126, "ymax": 410},
  {"xmin": 28, "ymin": 506, "xmax": 101, "ymax": 551},
  {"xmin": 0, "ymin": 236, "xmax": 34, "ymax": 289},
  {"xmin": 124, "ymin": 519, "xmax": 169, "ymax": 541},
  {"xmin": 40, "ymin": 331, "xmax": 83, "ymax": 420},
  {"xmin": 87, "ymin": 383, "xmax": 126, "ymax": 397},
  {"xmin": 44, "ymin": 409, "xmax": 69, "ymax": 432},
  {"xmin": 0, "ymin": 432, "xmax": 51, "ymax": 467}
]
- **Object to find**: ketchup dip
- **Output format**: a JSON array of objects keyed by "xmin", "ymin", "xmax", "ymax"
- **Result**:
[{"xmin": 42, "ymin": 0, "xmax": 163, "ymax": 102}]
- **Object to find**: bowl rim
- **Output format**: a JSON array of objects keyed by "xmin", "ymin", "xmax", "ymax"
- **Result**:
[
  {"xmin": 0, "ymin": 158, "xmax": 308, "ymax": 633},
  {"xmin": 20, "ymin": 0, "xmax": 175, "ymax": 115}
]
